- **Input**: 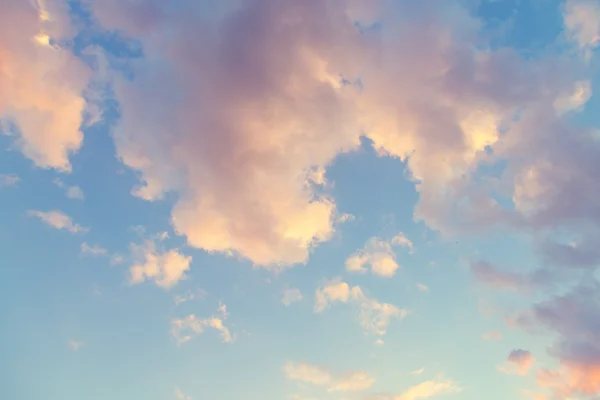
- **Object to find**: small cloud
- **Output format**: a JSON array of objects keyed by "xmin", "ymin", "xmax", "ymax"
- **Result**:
[
  {"xmin": 345, "ymin": 237, "xmax": 400, "ymax": 278},
  {"xmin": 67, "ymin": 339, "xmax": 83, "ymax": 352},
  {"xmin": 80, "ymin": 242, "xmax": 107, "ymax": 256},
  {"xmin": 0, "ymin": 173, "xmax": 20, "ymax": 187},
  {"xmin": 391, "ymin": 232, "xmax": 415, "ymax": 252},
  {"xmin": 411, "ymin": 368, "xmax": 425, "ymax": 376},
  {"xmin": 416, "ymin": 283, "xmax": 429, "ymax": 293},
  {"xmin": 53, "ymin": 178, "xmax": 84, "ymax": 200},
  {"xmin": 129, "ymin": 239, "xmax": 192, "ymax": 289},
  {"xmin": 375, "ymin": 339, "xmax": 385, "ymax": 346},
  {"xmin": 482, "ymin": 331, "xmax": 503, "ymax": 341},
  {"xmin": 315, "ymin": 279, "xmax": 407, "ymax": 337},
  {"xmin": 394, "ymin": 376, "xmax": 462, "ymax": 399},
  {"xmin": 66, "ymin": 185, "xmax": 84, "ymax": 200},
  {"xmin": 337, "ymin": 213, "xmax": 355, "ymax": 223},
  {"xmin": 283, "ymin": 362, "xmax": 375, "ymax": 393},
  {"xmin": 110, "ymin": 254, "xmax": 124, "ymax": 265},
  {"xmin": 175, "ymin": 387, "xmax": 192, "ymax": 400},
  {"xmin": 498, "ymin": 349, "xmax": 535, "ymax": 376},
  {"xmin": 281, "ymin": 288, "xmax": 303, "ymax": 306},
  {"xmin": 171, "ymin": 304, "xmax": 233, "ymax": 345},
  {"xmin": 28, "ymin": 210, "xmax": 87, "ymax": 234},
  {"xmin": 174, "ymin": 289, "xmax": 205, "ymax": 305}
]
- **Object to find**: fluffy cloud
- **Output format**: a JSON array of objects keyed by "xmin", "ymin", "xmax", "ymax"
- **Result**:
[
  {"xmin": 129, "ymin": 239, "xmax": 191, "ymax": 289},
  {"xmin": 0, "ymin": 0, "xmax": 91, "ymax": 172},
  {"xmin": 563, "ymin": 0, "xmax": 600, "ymax": 58},
  {"xmin": 281, "ymin": 288, "xmax": 303, "ymax": 306},
  {"xmin": 87, "ymin": 0, "xmax": 565, "ymax": 269},
  {"xmin": 515, "ymin": 285, "xmax": 600, "ymax": 398},
  {"xmin": 283, "ymin": 362, "xmax": 375, "ymax": 393},
  {"xmin": 498, "ymin": 349, "xmax": 535, "ymax": 376},
  {"xmin": 28, "ymin": 210, "xmax": 87, "ymax": 233},
  {"xmin": 345, "ymin": 233, "xmax": 413, "ymax": 278},
  {"xmin": 171, "ymin": 303, "xmax": 232, "ymax": 345},
  {"xmin": 314, "ymin": 279, "xmax": 406, "ymax": 337}
]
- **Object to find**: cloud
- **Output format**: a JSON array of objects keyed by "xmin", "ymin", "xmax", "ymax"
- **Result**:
[
  {"xmin": 0, "ymin": 173, "xmax": 20, "ymax": 187},
  {"xmin": 171, "ymin": 303, "xmax": 232, "ymax": 345},
  {"xmin": 482, "ymin": 331, "xmax": 503, "ymax": 341},
  {"xmin": 411, "ymin": 368, "xmax": 425, "ymax": 376},
  {"xmin": 563, "ymin": 0, "xmax": 600, "ymax": 58},
  {"xmin": 80, "ymin": 242, "xmax": 107, "ymax": 256},
  {"xmin": 53, "ymin": 178, "xmax": 84, "ymax": 200},
  {"xmin": 416, "ymin": 283, "xmax": 429, "ymax": 293},
  {"xmin": 174, "ymin": 387, "xmax": 192, "ymax": 400},
  {"xmin": 129, "ymin": 239, "xmax": 191, "ymax": 289},
  {"xmin": 498, "ymin": 349, "xmax": 535, "ymax": 376},
  {"xmin": 371, "ymin": 377, "xmax": 462, "ymax": 400},
  {"xmin": 470, "ymin": 261, "xmax": 551, "ymax": 292},
  {"xmin": 0, "ymin": 0, "xmax": 92, "ymax": 172},
  {"xmin": 67, "ymin": 339, "xmax": 83, "ymax": 351},
  {"xmin": 283, "ymin": 362, "xmax": 375, "ymax": 393},
  {"xmin": 514, "ymin": 284, "xmax": 600, "ymax": 398},
  {"xmin": 314, "ymin": 279, "xmax": 407, "ymax": 337},
  {"xmin": 346, "ymin": 233, "xmax": 412, "ymax": 278},
  {"xmin": 28, "ymin": 210, "xmax": 87, "ymax": 233},
  {"xmin": 281, "ymin": 288, "xmax": 303, "ymax": 306}
]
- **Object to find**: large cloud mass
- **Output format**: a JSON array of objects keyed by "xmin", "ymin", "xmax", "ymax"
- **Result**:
[{"xmin": 0, "ymin": 0, "xmax": 90, "ymax": 171}]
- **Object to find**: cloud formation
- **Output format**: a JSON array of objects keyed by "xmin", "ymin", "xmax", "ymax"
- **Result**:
[
  {"xmin": 0, "ymin": 0, "xmax": 91, "ymax": 172},
  {"xmin": 283, "ymin": 362, "xmax": 375, "ymax": 393},
  {"xmin": 345, "ymin": 233, "xmax": 412, "ymax": 278},
  {"xmin": 281, "ymin": 288, "xmax": 303, "ymax": 306},
  {"xmin": 314, "ymin": 279, "xmax": 406, "ymax": 337},
  {"xmin": 498, "ymin": 349, "xmax": 535, "ymax": 376},
  {"xmin": 0, "ymin": 173, "xmax": 20, "ymax": 187},
  {"xmin": 129, "ymin": 239, "xmax": 192, "ymax": 289},
  {"xmin": 28, "ymin": 210, "xmax": 87, "ymax": 233},
  {"xmin": 171, "ymin": 303, "xmax": 232, "ymax": 345}
]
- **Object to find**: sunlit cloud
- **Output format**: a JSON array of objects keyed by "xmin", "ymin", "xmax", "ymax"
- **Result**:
[{"xmin": 28, "ymin": 210, "xmax": 87, "ymax": 233}]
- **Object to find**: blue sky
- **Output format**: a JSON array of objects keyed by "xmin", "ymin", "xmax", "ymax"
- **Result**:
[{"xmin": 2, "ymin": 1, "xmax": 600, "ymax": 400}]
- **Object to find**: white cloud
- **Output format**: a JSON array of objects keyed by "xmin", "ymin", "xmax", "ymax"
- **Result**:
[
  {"xmin": 28, "ymin": 210, "xmax": 87, "ymax": 233},
  {"xmin": 0, "ymin": 173, "xmax": 20, "ymax": 187},
  {"xmin": 129, "ymin": 239, "xmax": 191, "ymax": 289},
  {"xmin": 281, "ymin": 288, "xmax": 303, "ymax": 306},
  {"xmin": 411, "ymin": 368, "xmax": 425, "ymax": 376},
  {"xmin": 171, "ymin": 303, "xmax": 232, "ymax": 345},
  {"xmin": 315, "ymin": 279, "xmax": 407, "ymax": 337}
]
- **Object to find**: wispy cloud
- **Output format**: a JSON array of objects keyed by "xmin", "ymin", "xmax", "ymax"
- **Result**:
[
  {"xmin": 0, "ymin": 173, "xmax": 20, "ymax": 187},
  {"xmin": 315, "ymin": 279, "xmax": 407, "ymax": 337},
  {"xmin": 281, "ymin": 288, "xmax": 303, "ymax": 306},
  {"xmin": 28, "ymin": 210, "xmax": 87, "ymax": 233},
  {"xmin": 283, "ymin": 362, "xmax": 375, "ymax": 393}
]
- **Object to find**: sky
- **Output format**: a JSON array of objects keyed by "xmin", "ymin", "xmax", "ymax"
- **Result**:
[{"xmin": 1, "ymin": 0, "xmax": 600, "ymax": 399}]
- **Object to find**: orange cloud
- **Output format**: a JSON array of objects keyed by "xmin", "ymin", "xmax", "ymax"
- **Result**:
[{"xmin": 0, "ymin": 0, "xmax": 91, "ymax": 171}]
